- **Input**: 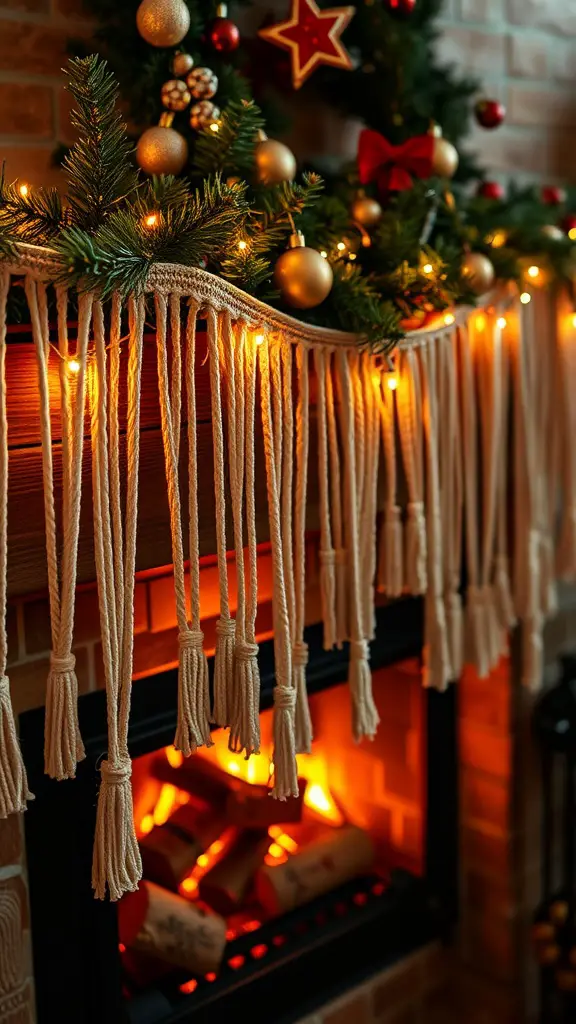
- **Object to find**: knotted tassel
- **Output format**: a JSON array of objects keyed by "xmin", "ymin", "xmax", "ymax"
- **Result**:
[
  {"xmin": 293, "ymin": 640, "xmax": 312, "ymax": 754},
  {"xmin": 175, "ymin": 629, "xmax": 212, "ymax": 755},
  {"xmin": 494, "ymin": 554, "xmax": 516, "ymax": 633},
  {"xmin": 445, "ymin": 591, "xmax": 463, "ymax": 681},
  {"xmin": 92, "ymin": 758, "xmax": 141, "ymax": 902},
  {"xmin": 480, "ymin": 583, "xmax": 501, "ymax": 672},
  {"xmin": 319, "ymin": 549, "xmax": 337, "ymax": 651},
  {"xmin": 378, "ymin": 504, "xmax": 403, "ymax": 597},
  {"xmin": 349, "ymin": 639, "xmax": 379, "ymax": 742},
  {"xmin": 229, "ymin": 641, "xmax": 260, "ymax": 757},
  {"xmin": 212, "ymin": 616, "xmax": 234, "ymax": 727},
  {"xmin": 540, "ymin": 534, "xmax": 557, "ymax": 619},
  {"xmin": 465, "ymin": 584, "xmax": 489, "ymax": 679},
  {"xmin": 0, "ymin": 676, "xmax": 32, "ymax": 818},
  {"xmin": 335, "ymin": 547, "xmax": 348, "ymax": 646},
  {"xmin": 406, "ymin": 501, "xmax": 427, "ymax": 594},
  {"xmin": 271, "ymin": 685, "xmax": 299, "ymax": 801},
  {"xmin": 44, "ymin": 653, "xmax": 84, "ymax": 781}
]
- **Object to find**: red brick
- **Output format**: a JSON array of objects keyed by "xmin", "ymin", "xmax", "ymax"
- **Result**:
[
  {"xmin": 0, "ymin": 144, "xmax": 63, "ymax": 191},
  {"xmin": 0, "ymin": 20, "xmax": 72, "ymax": 74},
  {"xmin": 462, "ymin": 906, "xmax": 517, "ymax": 983},
  {"xmin": 54, "ymin": 0, "xmax": 94, "ymax": 19},
  {"xmin": 459, "ymin": 721, "xmax": 511, "ymax": 778},
  {"xmin": 0, "ymin": 82, "xmax": 53, "ymax": 138},
  {"xmin": 507, "ymin": 35, "xmax": 548, "ymax": 79},
  {"xmin": 461, "ymin": 767, "xmax": 509, "ymax": 831},
  {"xmin": 0, "ymin": 0, "xmax": 48, "ymax": 9},
  {"xmin": 0, "ymin": 813, "xmax": 23, "ymax": 868},
  {"xmin": 465, "ymin": 871, "xmax": 518, "ymax": 921},
  {"xmin": 8, "ymin": 645, "xmax": 91, "ymax": 714},
  {"xmin": 435, "ymin": 27, "xmax": 506, "ymax": 76},
  {"xmin": 508, "ymin": 85, "xmax": 576, "ymax": 129},
  {"xmin": 385, "ymin": 759, "xmax": 418, "ymax": 803}
]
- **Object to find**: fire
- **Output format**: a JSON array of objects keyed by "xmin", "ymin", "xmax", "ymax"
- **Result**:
[
  {"xmin": 305, "ymin": 783, "xmax": 344, "ymax": 825},
  {"xmin": 165, "ymin": 746, "xmax": 184, "ymax": 769},
  {"xmin": 178, "ymin": 827, "xmax": 236, "ymax": 900}
]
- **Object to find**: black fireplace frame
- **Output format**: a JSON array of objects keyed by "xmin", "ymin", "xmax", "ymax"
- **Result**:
[{"xmin": 20, "ymin": 596, "xmax": 458, "ymax": 1024}]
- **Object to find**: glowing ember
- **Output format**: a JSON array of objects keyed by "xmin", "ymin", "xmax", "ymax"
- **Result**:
[
  {"xmin": 251, "ymin": 944, "xmax": 268, "ymax": 959},
  {"xmin": 242, "ymin": 919, "xmax": 261, "ymax": 933},
  {"xmin": 180, "ymin": 979, "xmax": 198, "ymax": 995},
  {"xmin": 179, "ymin": 877, "xmax": 199, "ymax": 896},
  {"xmin": 205, "ymin": 972, "xmax": 217, "ymax": 982},
  {"xmin": 267, "ymin": 843, "xmax": 285, "ymax": 859},
  {"xmin": 118, "ymin": 943, "xmax": 126, "ymax": 954},
  {"xmin": 277, "ymin": 832, "xmax": 298, "ymax": 853},
  {"xmin": 153, "ymin": 784, "xmax": 179, "ymax": 826},
  {"xmin": 139, "ymin": 813, "xmax": 154, "ymax": 836},
  {"xmin": 304, "ymin": 783, "xmax": 344, "ymax": 825},
  {"xmin": 228, "ymin": 955, "xmax": 245, "ymax": 969},
  {"xmin": 165, "ymin": 746, "xmax": 184, "ymax": 769}
]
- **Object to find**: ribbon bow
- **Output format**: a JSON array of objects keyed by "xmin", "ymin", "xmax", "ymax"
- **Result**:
[{"xmin": 358, "ymin": 128, "xmax": 434, "ymax": 196}]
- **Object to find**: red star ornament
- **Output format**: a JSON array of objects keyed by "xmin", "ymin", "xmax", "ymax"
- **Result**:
[{"xmin": 259, "ymin": 0, "xmax": 356, "ymax": 90}]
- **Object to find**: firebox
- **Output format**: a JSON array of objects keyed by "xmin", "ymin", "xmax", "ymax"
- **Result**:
[{"xmin": 19, "ymin": 597, "xmax": 457, "ymax": 1024}]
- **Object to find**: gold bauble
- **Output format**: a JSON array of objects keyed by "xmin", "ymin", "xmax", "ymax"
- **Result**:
[
  {"xmin": 136, "ymin": 0, "xmax": 190, "ymax": 47},
  {"xmin": 274, "ymin": 232, "xmax": 333, "ymax": 309},
  {"xmin": 254, "ymin": 137, "xmax": 296, "ymax": 186},
  {"xmin": 172, "ymin": 52, "xmax": 194, "ymax": 77},
  {"xmin": 161, "ymin": 79, "xmax": 191, "ymax": 112},
  {"xmin": 136, "ymin": 125, "xmax": 188, "ymax": 176},
  {"xmin": 542, "ymin": 224, "xmax": 564, "ymax": 240},
  {"xmin": 351, "ymin": 195, "xmax": 382, "ymax": 228},
  {"xmin": 431, "ymin": 136, "xmax": 459, "ymax": 178},
  {"xmin": 462, "ymin": 251, "xmax": 495, "ymax": 295}
]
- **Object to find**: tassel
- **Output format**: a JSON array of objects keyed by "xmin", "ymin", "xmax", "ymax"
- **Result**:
[
  {"xmin": 174, "ymin": 629, "xmax": 211, "ymax": 756},
  {"xmin": 522, "ymin": 616, "xmax": 543, "ymax": 692},
  {"xmin": 229, "ymin": 641, "xmax": 260, "ymax": 757},
  {"xmin": 378, "ymin": 504, "xmax": 403, "ymax": 597},
  {"xmin": 424, "ymin": 595, "xmax": 452, "ymax": 692},
  {"xmin": 465, "ymin": 584, "xmax": 489, "ymax": 679},
  {"xmin": 271, "ymin": 685, "xmax": 299, "ymax": 800},
  {"xmin": 92, "ymin": 757, "xmax": 142, "ymax": 902},
  {"xmin": 494, "ymin": 555, "xmax": 517, "ymax": 632},
  {"xmin": 540, "ymin": 534, "xmax": 557, "ymax": 618},
  {"xmin": 480, "ymin": 584, "xmax": 501, "ymax": 672},
  {"xmin": 406, "ymin": 501, "xmax": 427, "ymax": 594},
  {"xmin": 445, "ymin": 591, "xmax": 463, "ymax": 681},
  {"xmin": 211, "ymin": 616, "xmax": 235, "ymax": 727},
  {"xmin": 319, "ymin": 549, "xmax": 337, "ymax": 651},
  {"xmin": 349, "ymin": 639, "xmax": 379, "ymax": 742},
  {"xmin": 0, "ymin": 676, "xmax": 32, "ymax": 818},
  {"xmin": 335, "ymin": 547, "xmax": 348, "ymax": 646},
  {"xmin": 293, "ymin": 640, "xmax": 312, "ymax": 754},
  {"xmin": 44, "ymin": 653, "xmax": 84, "ymax": 781}
]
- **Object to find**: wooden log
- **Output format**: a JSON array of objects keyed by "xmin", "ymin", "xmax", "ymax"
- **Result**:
[
  {"xmin": 118, "ymin": 880, "xmax": 227, "ymax": 975},
  {"xmin": 199, "ymin": 829, "xmax": 270, "ymax": 915},
  {"xmin": 226, "ymin": 778, "xmax": 306, "ymax": 829},
  {"xmin": 140, "ymin": 803, "xmax": 226, "ymax": 891}
]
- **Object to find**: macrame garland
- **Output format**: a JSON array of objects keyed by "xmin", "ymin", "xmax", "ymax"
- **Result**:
[
  {"xmin": 325, "ymin": 352, "xmax": 347, "ymax": 647},
  {"xmin": 336, "ymin": 350, "xmax": 379, "ymax": 741},
  {"xmin": 258, "ymin": 336, "xmax": 298, "ymax": 799},
  {"xmin": 419, "ymin": 340, "xmax": 451, "ymax": 691},
  {"xmin": 293, "ymin": 344, "xmax": 313, "ymax": 754},
  {"xmin": 397, "ymin": 348, "xmax": 427, "ymax": 595},
  {"xmin": 223, "ymin": 316, "xmax": 260, "ymax": 758},
  {"xmin": 90, "ymin": 297, "xmax": 143, "ymax": 901},
  {"xmin": 359, "ymin": 356, "xmax": 380, "ymax": 642},
  {"xmin": 25, "ymin": 279, "xmax": 89, "ymax": 780},
  {"xmin": 314, "ymin": 348, "xmax": 337, "ymax": 650},
  {"xmin": 437, "ymin": 329, "xmax": 463, "ymax": 679},
  {"xmin": 375, "ymin": 368, "xmax": 403, "ymax": 599},
  {"xmin": 0, "ymin": 270, "xmax": 31, "ymax": 819},
  {"xmin": 556, "ymin": 296, "xmax": 576, "ymax": 577},
  {"xmin": 493, "ymin": 327, "xmax": 516, "ymax": 634}
]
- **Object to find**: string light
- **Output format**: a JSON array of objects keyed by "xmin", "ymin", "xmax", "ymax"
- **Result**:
[
  {"xmin": 443, "ymin": 313, "xmax": 455, "ymax": 326},
  {"xmin": 348, "ymin": 252, "xmax": 357, "ymax": 261},
  {"xmin": 497, "ymin": 316, "xmax": 507, "ymax": 329},
  {"xmin": 371, "ymin": 371, "xmax": 381, "ymax": 386},
  {"xmin": 520, "ymin": 292, "xmax": 531, "ymax": 305},
  {"xmin": 18, "ymin": 183, "xmax": 29, "ymax": 198},
  {"xmin": 386, "ymin": 374, "xmax": 398, "ymax": 391},
  {"xmin": 571, "ymin": 313, "xmax": 576, "ymax": 328},
  {"xmin": 144, "ymin": 213, "xmax": 158, "ymax": 228},
  {"xmin": 422, "ymin": 263, "xmax": 433, "ymax": 275},
  {"xmin": 569, "ymin": 228, "xmax": 576, "ymax": 242},
  {"xmin": 254, "ymin": 334, "xmax": 264, "ymax": 346},
  {"xmin": 475, "ymin": 313, "xmax": 487, "ymax": 331},
  {"xmin": 490, "ymin": 232, "xmax": 506, "ymax": 249},
  {"xmin": 320, "ymin": 250, "xmax": 328, "ymax": 259},
  {"xmin": 336, "ymin": 241, "xmax": 346, "ymax": 252},
  {"xmin": 527, "ymin": 265, "xmax": 540, "ymax": 279},
  {"xmin": 238, "ymin": 239, "xmax": 247, "ymax": 250},
  {"xmin": 210, "ymin": 121, "xmax": 220, "ymax": 132},
  {"xmin": 67, "ymin": 358, "xmax": 81, "ymax": 374}
]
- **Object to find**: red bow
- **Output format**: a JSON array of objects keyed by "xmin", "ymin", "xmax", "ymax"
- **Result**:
[{"xmin": 358, "ymin": 128, "xmax": 434, "ymax": 195}]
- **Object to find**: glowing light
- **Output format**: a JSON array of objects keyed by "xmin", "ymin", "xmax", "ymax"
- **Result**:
[
  {"xmin": 277, "ymin": 832, "xmax": 298, "ymax": 853},
  {"xmin": 251, "ymin": 944, "xmax": 268, "ymax": 959},
  {"xmin": 269, "ymin": 761, "xmax": 274, "ymax": 775},
  {"xmin": 444, "ymin": 313, "xmax": 455, "ymax": 326},
  {"xmin": 304, "ymin": 782, "xmax": 345, "ymax": 825},
  {"xmin": 528, "ymin": 265, "xmax": 540, "ymax": 279},
  {"xmin": 180, "ymin": 979, "xmax": 198, "ymax": 995},
  {"xmin": 348, "ymin": 252, "xmax": 357, "ymax": 261},
  {"xmin": 386, "ymin": 375, "xmax": 398, "ymax": 392},
  {"xmin": 210, "ymin": 122, "xmax": 219, "ymax": 132},
  {"xmin": 254, "ymin": 334, "xmax": 264, "ymax": 347},
  {"xmin": 153, "ymin": 783, "xmax": 178, "ymax": 826},
  {"xmin": 229, "ymin": 955, "xmax": 245, "ymax": 970},
  {"xmin": 475, "ymin": 313, "xmax": 487, "ymax": 331},
  {"xmin": 571, "ymin": 313, "xmax": 576, "ymax": 328},
  {"xmin": 227, "ymin": 760, "xmax": 240, "ymax": 774},
  {"xmin": 320, "ymin": 250, "xmax": 328, "ymax": 259},
  {"xmin": 497, "ymin": 316, "xmax": 507, "ymax": 329},
  {"xmin": 569, "ymin": 228, "xmax": 576, "ymax": 241},
  {"xmin": 238, "ymin": 239, "xmax": 247, "ymax": 250},
  {"xmin": 180, "ymin": 877, "xmax": 199, "ymax": 896},
  {"xmin": 140, "ymin": 813, "xmax": 154, "ymax": 835},
  {"xmin": 520, "ymin": 292, "xmax": 531, "ymax": 305},
  {"xmin": 371, "ymin": 371, "xmax": 381, "ymax": 386},
  {"xmin": 209, "ymin": 839, "xmax": 224, "ymax": 855},
  {"xmin": 491, "ymin": 232, "xmax": 506, "ymax": 249},
  {"xmin": 337, "ymin": 241, "xmax": 346, "ymax": 252},
  {"xmin": 243, "ymin": 919, "xmax": 261, "ymax": 933},
  {"xmin": 118, "ymin": 943, "xmax": 126, "ymax": 953},
  {"xmin": 165, "ymin": 745, "xmax": 184, "ymax": 769},
  {"xmin": 268, "ymin": 825, "xmax": 282, "ymax": 839},
  {"xmin": 67, "ymin": 358, "xmax": 81, "ymax": 374},
  {"xmin": 268, "ymin": 843, "xmax": 286, "ymax": 859},
  {"xmin": 422, "ymin": 263, "xmax": 433, "ymax": 275},
  {"xmin": 18, "ymin": 183, "xmax": 29, "ymax": 198},
  {"xmin": 144, "ymin": 213, "xmax": 158, "ymax": 228},
  {"xmin": 205, "ymin": 973, "xmax": 217, "ymax": 982},
  {"xmin": 196, "ymin": 853, "xmax": 209, "ymax": 868}
]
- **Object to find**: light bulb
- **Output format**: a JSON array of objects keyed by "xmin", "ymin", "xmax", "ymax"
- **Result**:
[
  {"xmin": 337, "ymin": 241, "xmax": 346, "ymax": 252},
  {"xmin": 348, "ymin": 252, "xmax": 357, "ymax": 261},
  {"xmin": 475, "ymin": 313, "xmax": 486, "ymax": 331},
  {"xmin": 571, "ymin": 313, "xmax": 576, "ymax": 328},
  {"xmin": 569, "ymin": 228, "xmax": 576, "ymax": 242},
  {"xmin": 320, "ymin": 250, "xmax": 328, "ymax": 259},
  {"xmin": 497, "ymin": 316, "xmax": 507, "ymax": 329},
  {"xmin": 238, "ymin": 239, "xmax": 247, "ymax": 250},
  {"xmin": 144, "ymin": 213, "xmax": 158, "ymax": 228},
  {"xmin": 210, "ymin": 122, "xmax": 220, "ymax": 132},
  {"xmin": 520, "ymin": 292, "xmax": 531, "ymax": 305},
  {"xmin": 527, "ymin": 265, "xmax": 540, "ymax": 279},
  {"xmin": 444, "ymin": 313, "xmax": 455, "ymax": 326},
  {"xmin": 387, "ymin": 375, "xmax": 398, "ymax": 391},
  {"xmin": 491, "ymin": 232, "xmax": 506, "ymax": 249},
  {"xmin": 18, "ymin": 183, "xmax": 29, "ymax": 198},
  {"xmin": 422, "ymin": 263, "xmax": 433, "ymax": 275},
  {"xmin": 371, "ymin": 371, "xmax": 381, "ymax": 386},
  {"xmin": 255, "ymin": 334, "xmax": 264, "ymax": 346},
  {"xmin": 68, "ymin": 358, "xmax": 81, "ymax": 374}
]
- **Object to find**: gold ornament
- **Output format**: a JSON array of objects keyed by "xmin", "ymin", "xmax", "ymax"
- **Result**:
[
  {"xmin": 161, "ymin": 79, "xmax": 191, "ymax": 112},
  {"xmin": 136, "ymin": 124, "xmax": 188, "ymax": 175},
  {"xmin": 172, "ymin": 52, "xmax": 194, "ymax": 77},
  {"xmin": 254, "ymin": 132, "xmax": 296, "ymax": 186},
  {"xmin": 186, "ymin": 67, "xmax": 218, "ymax": 100},
  {"xmin": 462, "ymin": 251, "xmax": 495, "ymax": 296},
  {"xmin": 429, "ymin": 125, "xmax": 458, "ymax": 179},
  {"xmin": 351, "ymin": 194, "xmax": 382, "ymax": 228},
  {"xmin": 136, "ymin": 0, "xmax": 190, "ymax": 47},
  {"xmin": 541, "ymin": 224, "xmax": 564, "ymax": 240},
  {"xmin": 190, "ymin": 100, "xmax": 220, "ymax": 131},
  {"xmin": 274, "ymin": 231, "xmax": 333, "ymax": 309}
]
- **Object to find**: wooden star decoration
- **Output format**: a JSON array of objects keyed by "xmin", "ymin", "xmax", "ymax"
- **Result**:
[{"xmin": 259, "ymin": 0, "xmax": 356, "ymax": 90}]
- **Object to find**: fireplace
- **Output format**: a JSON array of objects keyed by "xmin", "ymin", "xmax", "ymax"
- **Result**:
[{"xmin": 19, "ymin": 596, "xmax": 456, "ymax": 1024}]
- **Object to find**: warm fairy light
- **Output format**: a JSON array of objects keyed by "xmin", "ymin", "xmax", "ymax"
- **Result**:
[
  {"xmin": 475, "ymin": 313, "xmax": 487, "ymax": 331},
  {"xmin": 180, "ymin": 877, "xmax": 199, "ymax": 896},
  {"xmin": 371, "ymin": 370, "xmax": 381, "ymax": 386},
  {"xmin": 196, "ymin": 853, "xmax": 209, "ymax": 868},
  {"xmin": 269, "ymin": 761, "xmax": 274, "ymax": 776},
  {"xmin": 348, "ymin": 252, "xmax": 357, "ymax": 261},
  {"xmin": 67, "ymin": 358, "xmax": 81, "ymax": 374},
  {"xmin": 337, "ymin": 241, "xmax": 346, "ymax": 252},
  {"xmin": 569, "ymin": 228, "xmax": 576, "ymax": 241},
  {"xmin": 320, "ymin": 250, "xmax": 328, "ymax": 259},
  {"xmin": 254, "ymin": 334, "xmax": 264, "ymax": 346},
  {"xmin": 180, "ymin": 979, "xmax": 198, "ymax": 995},
  {"xmin": 491, "ymin": 231, "xmax": 506, "ymax": 248},
  {"xmin": 153, "ymin": 783, "xmax": 178, "ymax": 826},
  {"xmin": 527, "ymin": 265, "xmax": 540, "ymax": 279},
  {"xmin": 227, "ymin": 760, "xmax": 240, "ymax": 774},
  {"xmin": 520, "ymin": 292, "xmax": 531, "ymax": 304},
  {"xmin": 571, "ymin": 313, "xmax": 576, "ymax": 328},
  {"xmin": 209, "ymin": 839, "xmax": 224, "ymax": 855},
  {"xmin": 140, "ymin": 813, "xmax": 154, "ymax": 835},
  {"xmin": 144, "ymin": 213, "xmax": 159, "ymax": 228},
  {"xmin": 304, "ymin": 782, "xmax": 344, "ymax": 825},
  {"xmin": 422, "ymin": 263, "xmax": 433, "ymax": 275},
  {"xmin": 444, "ymin": 313, "xmax": 455, "ymax": 326},
  {"xmin": 165, "ymin": 745, "xmax": 184, "ymax": 769},
  {"xmin": 497, "ymin": 316, "xmax": 507, "ymax": 329},
  {"xmin": 19, "ymin": 183, "xmax": 29, "ymax": 198},
  {"xmin": 210, "ymin": 122, "xmax": 220, "ymax": 132},
  {"xmin": 267, "ymin": 843, "xmax": 285, "ymax": 859},
  {"xmin": 386, "ymin": 375, "xmax": 398, "ymax": 391},
  {"xmin": 238, "ymin": 239, "xmax": 247, "ymax": 250}
]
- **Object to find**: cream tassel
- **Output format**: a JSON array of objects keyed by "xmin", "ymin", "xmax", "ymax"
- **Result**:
[
  {"xmin": 360, "ymin": 356, "xmax": 380, "ymax": 641},
  {"xmin": 314, "ymin": 348, "xmax": 337, "ymax": 650},
  {"xmin": 445, "ymin": 591, "xmax": 463, "ymax": 681},
  {"xmin": 293, "ymin": 344, "xmax": 313, "ymax": 754},
  {"xmin": 325, "ymin": 351, "xmax": 347, "ymax": 645},
  {"xmin": 90, "ymin": 298, "xmax": 143, "ymax": 900},
  {"xmin": 397, "ymin": 349, "xmax": 427, "ymax": 595},
  {"xmin": 406, "ymin": 502, "xmax": 427, "ymax": 594},
  {"xmin": 493, "ymin": 332, "xmax": 516, "ymax": 635},
  {"xmin": 243, "ymin": 329, "xmax": 262, "ymax": 755},
  {"xmin": 379, "ymin": 504, "xmax": 403, "ymax": 598},
  {"xmin": 206, "ymin": 308, "xmax": 235, "ymax": 727}
]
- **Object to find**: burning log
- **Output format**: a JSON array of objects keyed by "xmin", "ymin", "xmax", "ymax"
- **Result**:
[
  {"xmin": 118, "ymin": 880, "xmax": 227, "ymax": 976},
  {"xmin": 140, "ymin": 804, "xmax": 226, "ymax": 891},
  {"xmin": 226, "ymin": 778, "xmax": 306, "ymax": 829},
  {"xmin": 152, "ymin": 752, "xmax": 232, "ymax": 811},
  {"xmin": 199, "ymin": 829, "xmax": 270, "ymax": 915},
  {"xmin": 255, "ymin": 825, "xmax": 375, "ymax": 916}
]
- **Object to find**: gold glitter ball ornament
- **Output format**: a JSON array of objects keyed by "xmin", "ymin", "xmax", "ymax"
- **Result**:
[
  {"xmin": 136, "ymin": 125, "xmax": 188, "ymax": 175},
  {"xmin": 274, "ymin": 231, "xmax": 334, "ymax": 309},
  {"xmin": 462, "ymin": 251, "xmax": 495, "ymax": 296},
  {"xmin": 172, "ymin": 52, "xmax": 194, "ymax": 77},
  {"xmin": 136, "ymin": 0, "xmax": 190, "ymax": 47},
  {"xmin": 186, "ymin": 67, "xmax": 218, "ymax": 99},
  {"xmin": 190, "ymin": 100, "xmax": 220, "ymax": 131},
  {"xmin": 254, "ymin": 135, "xmax": 297, "ymax": 186},
  {"xmin": 351, "ymin": 194, "xmax": 382, "ymax": 228},
  {"xmin": 161, "ymin": 79, "xmax": 191, "ymax": 112}
]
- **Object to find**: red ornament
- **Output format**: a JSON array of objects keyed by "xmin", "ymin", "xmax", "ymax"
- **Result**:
[
  {"xmin": 474, "ymin": 99, "xmax": 506, "ymax": 130},
  {"xmin": 385, "ymin": 0, "xmax": 416, "ymax": 13},
  {"xmin": 209, "ymin": 15, "xmax": 240, "ymax": 52},
  {"xmin": 562, "ymin": 213, "xmax": 576, "ymax": 238},
  {"xmin": 542, "ymin": 186, "xmax": 566, "ymax": 206},
  {"xmin": 258, "ymin": 0, "xmax": 355, "ymax": 90},
  {"xmin": 358, "ymin": 128, "xmax": 434, "ymax": 197},
  {"xmin": 477, "ymin": 180, "xmax": 505, "ymax": 201}
]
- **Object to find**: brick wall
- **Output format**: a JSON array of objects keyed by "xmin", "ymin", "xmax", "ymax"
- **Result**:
[{"xmin": 436, "ymin": 0, "xmax": 576, "ymax": 185}]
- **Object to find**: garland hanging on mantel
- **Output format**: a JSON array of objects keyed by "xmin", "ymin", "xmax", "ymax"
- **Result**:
[{"xmin": 0, "ymin": 245, "xmax": 573, "ymax": 905}]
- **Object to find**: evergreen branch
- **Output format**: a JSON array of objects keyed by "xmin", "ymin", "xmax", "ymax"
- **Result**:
[
  {"xmin": 302, "ymin": 261, "xmax": 401, "ymax": 351},
  {"xmin": 194, "ymin": 99, "xmax": 265, "ymax": 176},
  {"xmin": 63, "ymin": 54, "xmax": 138, "ymax": 231},
  {"xmin": 0, "ymin": 167, "xmax": 64, "ymax": 244}
]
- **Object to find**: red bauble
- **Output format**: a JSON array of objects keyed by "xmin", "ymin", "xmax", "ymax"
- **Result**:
[
  {"xmin": 474, "ymin": 98, "xmax": 506, "ymax": 129},
  {"xmin": 386, "ymin": 0, "xmax": 416, "ymax": 13},
  {"xmin": 562, "ymin": 213, "xmax": 576, "ymax": 238},
  {"xmin": 542, "ymin": 185, "xmax": 566, "ymax": 206},
  {"xmin": 209, "ymin": 15, "xmax": 240, "ymax": 52},
  {"xmin": 477, "ymin": 180, "xmax": 505, "ymax": 201}
]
